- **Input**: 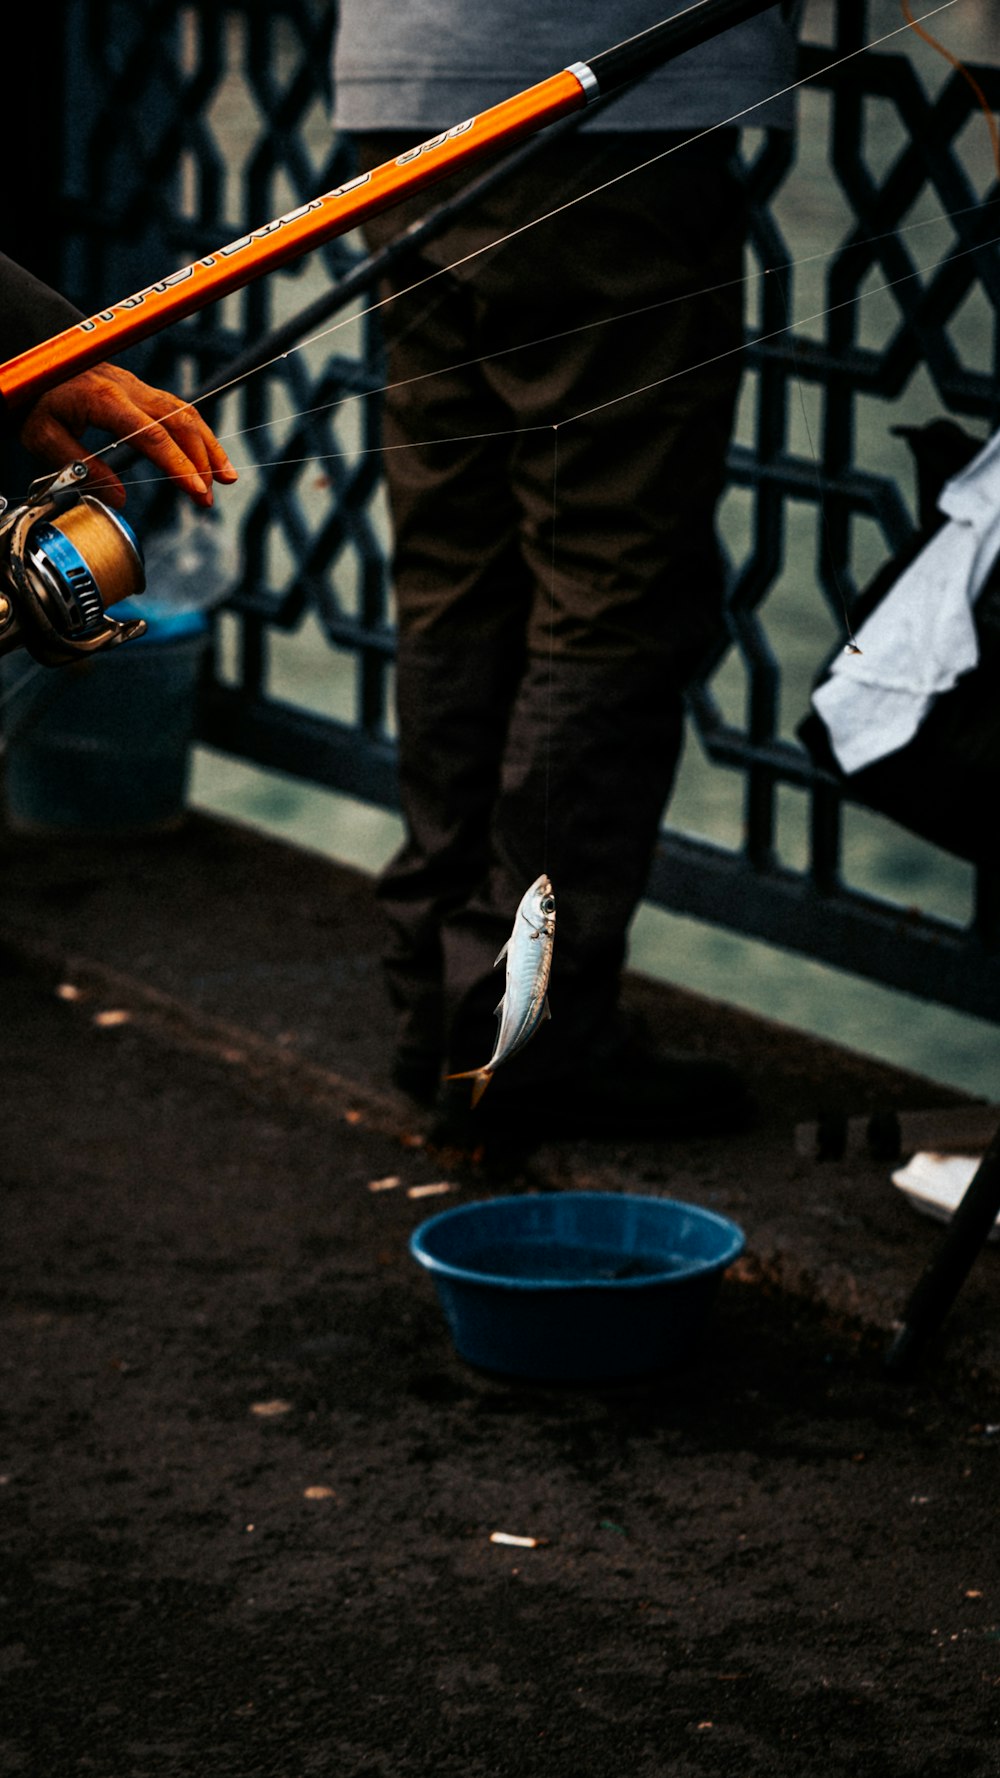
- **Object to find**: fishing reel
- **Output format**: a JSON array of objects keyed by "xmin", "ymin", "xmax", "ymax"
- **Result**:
[{"xmin": 0, "ymin": 461, "xmax": 146, "ymax": 667}]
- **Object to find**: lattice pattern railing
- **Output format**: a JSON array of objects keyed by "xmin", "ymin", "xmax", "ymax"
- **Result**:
[
  {"xmin": 661, "ymin": 22, "xmax": 1000, "ymax": 1018},
  {"xmin": 20, "ymin": 0, "xmax": 1000, "ymax": 1017}
]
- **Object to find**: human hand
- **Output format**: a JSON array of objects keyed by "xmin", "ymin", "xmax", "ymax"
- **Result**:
[{"xmin": 17, "ymin": 363, "xmax": 238, "ymax": 508}]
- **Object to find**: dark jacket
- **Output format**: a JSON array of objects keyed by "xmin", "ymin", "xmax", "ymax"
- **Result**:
[{"xmin": 0, "ymin": 252, "xmax": 82, "ymax": 365}]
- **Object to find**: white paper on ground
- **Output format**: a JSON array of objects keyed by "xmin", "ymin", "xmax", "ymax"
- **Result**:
[{"xmin": 891, "ymin": 1150, "xmax": 997, "ymax": 1239}]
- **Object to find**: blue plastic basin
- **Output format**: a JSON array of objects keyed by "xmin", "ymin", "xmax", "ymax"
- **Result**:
[
  {"xmin": 0, "ymin": 609, "xmax": 209, "ymax": 835},
  {"xmin": 410, "ymin": 1192, "xmax": 746, "ymax": 1381}
]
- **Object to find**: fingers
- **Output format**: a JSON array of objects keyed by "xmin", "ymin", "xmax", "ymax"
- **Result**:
[
  {"xmin": 17, "ymin": 364, "xmax": 238, "ymax": 508},
  {"xmin": 100, "ymin": 366, "xmax": 239, "ymax": 503},
  {"xmin": 17, "ymin": 406, "xmax": 127, "ymax": 507}
]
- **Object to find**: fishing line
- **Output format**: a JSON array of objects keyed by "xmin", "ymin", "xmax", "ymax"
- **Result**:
[
  {"xmin": 96, "ymin": 221, "xmax": 1000, "ymax": 497},
  {"xmin": 542, "ymin": 426, "xmax": 559, "ymax": 873},
  {"xmin": 179, "ymin": 191, "xmax": 1000, "ymax": 465},
  {"xmin": 558, "ymin": 224, "xmax": 1000, "ymax": 427},
  {"xmin": 81, "ymin": 99, "xmax": 997, "ymax": 504},
  {"xmin": 58, "ymin": 0, "xmax": 967, "ymax": 488},
  {"xmin": 333, "ymin": 194, "xmax": 1000, "ymax": 413}
]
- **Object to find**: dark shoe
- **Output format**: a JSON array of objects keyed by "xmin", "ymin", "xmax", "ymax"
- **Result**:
[
  {"xmin": 426, "ymin": 1077, "xmax": 503, "ymax": 1153},
  {"xmin": 391, "ymin": 1052, "xmax": 442, "ymax": 1108},
  {"xmin": 546, "ymin": 1048, "xmax": 753, "ymax": 1139},
  {"xmin": 435, "ymin": 1040, "xmax": 752, "ymax": 1145},
  {"xmin": 424, "ymin": 1079, "xmax": 545, "ymax": 1174}
]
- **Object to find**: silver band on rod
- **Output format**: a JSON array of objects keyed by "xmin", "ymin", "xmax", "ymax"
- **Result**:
[{"xmin": 565, "ymin": 61, "xmax": 600, "ymax": 103}]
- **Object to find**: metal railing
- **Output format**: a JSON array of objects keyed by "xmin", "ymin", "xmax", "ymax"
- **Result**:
[{"xmin": 15, "ymin": 0, "xmax": 1000, "ymax": 1019}]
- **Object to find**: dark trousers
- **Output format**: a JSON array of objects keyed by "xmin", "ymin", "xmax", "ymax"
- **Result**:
[{"xmin": 357, "ymin": 130, "xmax": 747, "ymax": 1086}]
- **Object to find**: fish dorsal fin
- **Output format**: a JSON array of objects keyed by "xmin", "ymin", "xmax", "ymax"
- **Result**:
[{"xmin": 541, "ymin": 995, "xmax": 552, "ymax": 1023}]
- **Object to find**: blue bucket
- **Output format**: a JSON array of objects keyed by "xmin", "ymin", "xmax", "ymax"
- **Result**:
[
  {"xmin": 410, "ymin": 1192, "xmax": 746, "ymax": 1381},
  {"xmin": 0, "ymin": 604, "xmax": 210, "ymax": 835}
]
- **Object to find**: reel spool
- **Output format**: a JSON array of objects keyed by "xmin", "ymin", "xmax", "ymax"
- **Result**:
[{"xmin": 0, "ymin": 463, "xmax": 146, "ymax": 666}]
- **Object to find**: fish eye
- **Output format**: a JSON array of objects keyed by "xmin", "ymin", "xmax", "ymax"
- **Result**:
[{"xmin": 541, "ymin": 895, "xmax": 555, "ymax": 915}]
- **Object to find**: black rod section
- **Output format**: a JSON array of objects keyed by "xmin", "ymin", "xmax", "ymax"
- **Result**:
[
  {"xmin": 111, "ymin": 0, "xmax": 778, "ymax": 456},
  {"xmin": 587, "ymin": 0, "xmax": 783, "ymax": 97},
  {"xmin": 159, "ymin": 94, "xmax": 619, "ymax": 407}
]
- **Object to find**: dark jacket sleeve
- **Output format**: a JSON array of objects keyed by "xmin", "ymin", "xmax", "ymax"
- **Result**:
[{"xmin": 0, "ymin": 252, "xmax": 83, "ymax": 364}]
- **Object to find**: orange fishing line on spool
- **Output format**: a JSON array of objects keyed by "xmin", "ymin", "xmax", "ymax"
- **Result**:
[{"xmin": 49, "ymin": 499, "xmax": 143, "ymax": 610}]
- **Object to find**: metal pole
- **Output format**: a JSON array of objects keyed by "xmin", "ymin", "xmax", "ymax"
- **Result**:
[{"xmin": 883, "ymin": 1120, "xmax": 1000, "ymax": 1374}]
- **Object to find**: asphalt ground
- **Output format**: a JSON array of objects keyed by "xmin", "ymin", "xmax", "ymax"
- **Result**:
[{"xmin": 2, "ymin": 815, "xmax": 1000, "ymax": 1775}]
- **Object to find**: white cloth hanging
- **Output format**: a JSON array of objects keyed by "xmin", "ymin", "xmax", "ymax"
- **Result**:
[{"xmin": 811, "ymin": 424, "xmax": 1000, "ymax": 775}]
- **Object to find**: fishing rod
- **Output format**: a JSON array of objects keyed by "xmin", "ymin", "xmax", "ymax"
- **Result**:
[
  {"xmin": 0, "ymin": 0, "xmax": 779, "ymax": 667},
  {"xmin": 108, "ymin": 39, "xmax": 657, "ymax": 450},
  {"xmin": 0, "ymin": 0, "xmax": 777, "ymax": 416}
]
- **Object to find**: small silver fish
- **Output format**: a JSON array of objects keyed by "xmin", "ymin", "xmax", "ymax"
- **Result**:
[{"xmin": 447, "ymin": 873, "xmax": 556, "ymax": 1106}]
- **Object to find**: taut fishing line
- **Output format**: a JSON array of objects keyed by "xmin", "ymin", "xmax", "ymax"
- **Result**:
[
  {"xmin": 84, "ymin": 220, "xmax": 1000, "ymax": 504},
  {"xmin": 542, "ymin": 426, "xmax": 560, "ymax": 873},
  {"xmin": 52, "ymin": 0, "xmax": 972, "ymax": 496},
  {"xmin": 70, "ymin": 189, "xmax": 1000, "ymax": 490}
]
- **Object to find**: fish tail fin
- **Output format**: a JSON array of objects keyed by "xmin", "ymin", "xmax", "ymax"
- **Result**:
[{"xmin": 444, "ymin": 1067, "xmax": 493, "ymax": 1108}]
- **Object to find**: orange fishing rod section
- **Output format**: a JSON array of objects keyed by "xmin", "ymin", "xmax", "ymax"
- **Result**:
[
  {"xmin": 0, "ymin": 0, "xmax": 779, "ymax": 411},
  {"xmin": 0, "ymin": 69, "xmax": 589, "ymax": 414}
]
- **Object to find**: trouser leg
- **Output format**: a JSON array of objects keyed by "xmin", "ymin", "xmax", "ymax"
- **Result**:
[
  {"xmin": 353, "ymin": 205, "xmax": 532, "ymax": 1074},
  {"xmin": 444, "ymin": 648, "xmax": 686, "ymax": 1083},
  {"xmin": 380, "ymin": 612, "xmax": 526, "ymax": 1073},
  {"xmin": 357, "ymin": 131, "xmax": 746, "ymax": 1091},
  {"xmin": 437, "ymin": 140, "xmax": 745, "ymax": 1082}
]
